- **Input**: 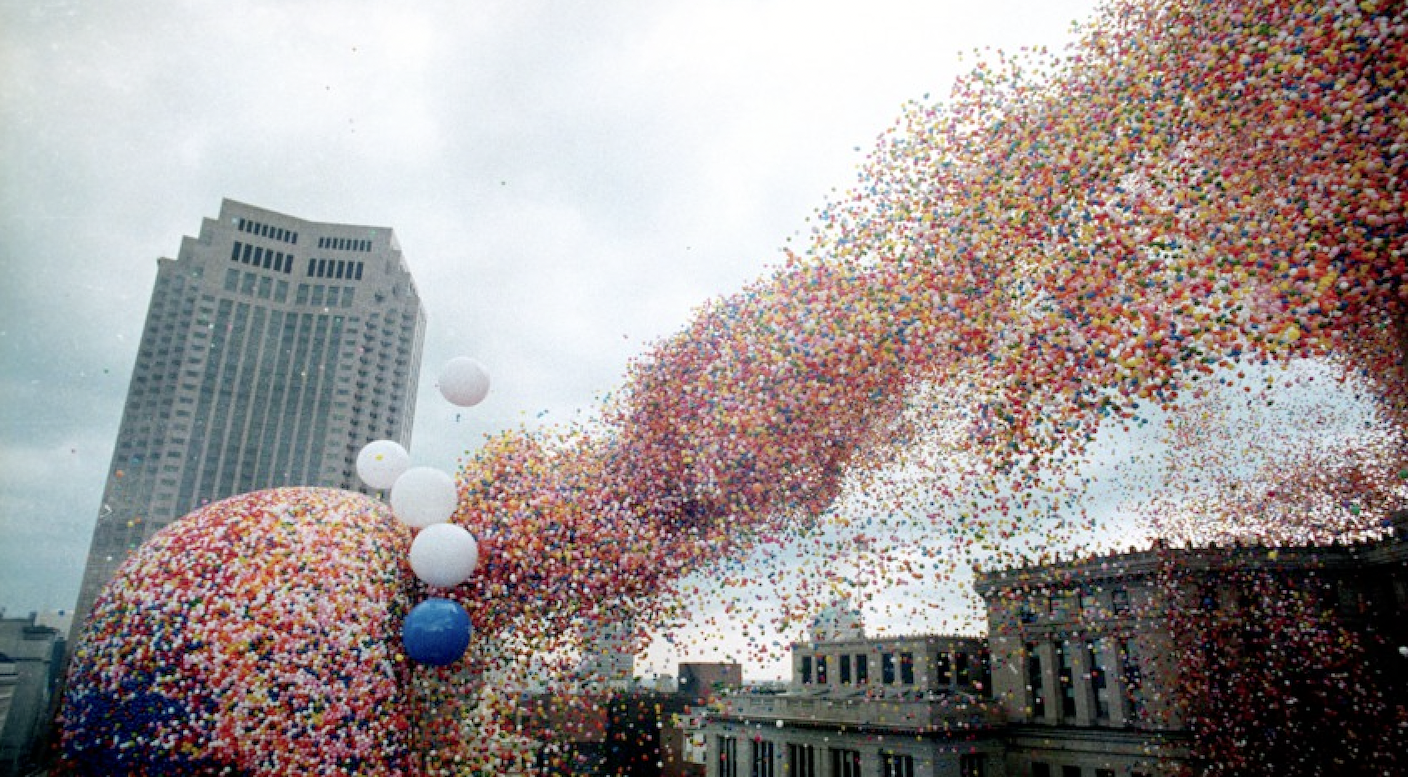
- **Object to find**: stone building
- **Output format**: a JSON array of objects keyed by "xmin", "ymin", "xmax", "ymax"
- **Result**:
[
  {"xmin": 0, "ymin": 613, "xmax": 66, "ymax": 777},
  {"xmin": 694, "ymin": 514, "xmax": 1407, "ymax": 777},
  {"xmin": 973, "ymin": 513, "xmax": 1407, "ymax": 776},
  {"xmin": 698, "ymin": 606, "xmax": 1002, "ymax": 777},
  {"xmin": 974, "ymin": 549, "xmax": 1192, "ymax": 777}
]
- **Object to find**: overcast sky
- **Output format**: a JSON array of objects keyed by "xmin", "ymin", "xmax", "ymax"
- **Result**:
[{"xmin": 0, "ymin": 1, "xmax": 1138, "ymax": 684}]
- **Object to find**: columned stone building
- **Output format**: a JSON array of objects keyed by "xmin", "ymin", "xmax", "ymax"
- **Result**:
[
  {"xmin": 698, "ymin": 604, "xmax": 1003, "ymax": 777},
  {"xmin": 695, "ymin": 514, "xmax": 1407, "ymax": 776}
]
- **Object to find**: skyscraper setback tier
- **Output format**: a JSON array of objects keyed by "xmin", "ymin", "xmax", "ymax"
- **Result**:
[{"xmin": 71, "ymin": 199, "xmax": 426, "ymax": 642}]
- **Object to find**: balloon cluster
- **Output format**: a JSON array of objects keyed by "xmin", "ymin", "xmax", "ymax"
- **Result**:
[
  {"xmin": 357, "ymin": 357, "xmax": 492, "ymax": 668},
  {"xmin": 59, "ymin": 488, "xmax": 421, "ymax": 776}
]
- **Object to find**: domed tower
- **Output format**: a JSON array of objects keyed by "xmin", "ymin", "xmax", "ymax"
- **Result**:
[{"xmin": 809, "ymin": 598, "xmax": 865, "ymax": 643}]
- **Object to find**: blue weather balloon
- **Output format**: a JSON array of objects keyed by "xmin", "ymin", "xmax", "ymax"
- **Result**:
[{"xmin": 402, "ymin": 597, "xmax": 472, "ymax": 666}]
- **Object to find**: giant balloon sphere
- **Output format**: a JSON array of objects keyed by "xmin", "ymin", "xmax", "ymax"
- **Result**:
[
  {"xmin": 438, "ymin": 356, "xmax": 491, "ymax": 407},
  {"xmin": 355, "ymin": 439, "xmax": 410, "ymax": 490},
  {"xmin": 402, "ymin": 597, "xmax": 473, "ymax": 666},
  {"xmin": 409, "ymin": 522, "xmax": 479, "ymax": 588},
  {"xmin": 58, "ymin": 488, "xmax": 428, "ymax": 776},
  {"xmin": 390, "ymin": 466, "xmax": 458, "ymax": 528}
]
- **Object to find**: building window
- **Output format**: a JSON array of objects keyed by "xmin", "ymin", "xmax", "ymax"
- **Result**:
[
  {"xmin": 801, "ymin": 656, "xmax": 812, "ymax": 685},
  {"xmin": 956, "ymin": 651, "xmax": 971, "ymax": 686},
  {"xmin": 959, "ymin": 753, "xmax": 987, "ymax": 777},
  {"xmin": 937, "ymin": 652, "xmax": 952, "ymax": 685},
  {"xmin": 839, "ymin": 654, "xmax": 851, "ymax": 684},
  {"xmin": 1032, "ymin": 763, "xmax": 1051, "ymax": 777},
  {"xmin": 900, "ymin": 652, "xmax": 915, "ymax": 684},
  {"xmin": 1095, "ymin": 769, "xmax": 1115, "ymax": 777},
  {"xmin": 882, "ymin": 652, "xmax": 896, "ymax": 684},
  {"xmin": 718, "ymin": 736, "xmax": 738, "ymax": 777},
  {"xmin": 1027, "ymin": 643, "xmax": 1046, "ymax": 718},
  {"xmin": 1112, "ymin": 587, "xmax": 1131, "ymax": 616},
  {"xmin": 828, "ymin": 748, "xmax": 861, "ymax": 777},
  {"xmin": 786, "ymin": 744, "xmax": 816, "ymax": 777},
  {"xmin": 855, "ymin": 654, "xmax": 868, "ymax": 684},
  {"xmin": 750, "ymin": 739, "xmax": 774, "ymax": 777},
  {"xmin": 881, "ymin": 753, "xmax": 914, "ymax": 777},
  {"xmin": 1120, "ymin": 638, "xmax": 1145, "ymax": 722},
  {"xmin": 816, "ymin": 655, "xmax": 828, "ymax": 685},
  {"xmin": 1088, "ymin": 640, "xmax": 1110, "ymax": 721},
  {"xmin": 1061, "ymin": 767, "xmax": 1081, "ymax": 777}
]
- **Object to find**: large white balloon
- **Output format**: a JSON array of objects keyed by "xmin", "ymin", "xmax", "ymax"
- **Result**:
[
  {"xmin": 390, "ymin": 467, "xmax": 458, "ymax": 528},
  {"xmin": 355, "ymin": 440, "xmax": 410, "ymax": 490},
  {"xmin": 409, "ymin": 523, "xmax": 480, "ymax": 588},
  {"xmin": 438, "ymin": 357, "xmax": 490, "ymax": 407}
]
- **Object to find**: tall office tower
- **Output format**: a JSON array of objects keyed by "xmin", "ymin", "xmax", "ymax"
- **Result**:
[{"xmin": 70, "ymin": 199, "xmax": 427, "ymax": 642}]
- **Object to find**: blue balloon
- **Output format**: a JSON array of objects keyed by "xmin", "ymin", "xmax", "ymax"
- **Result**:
[{"xmin": 402, "ymin": 598, "xmax": 472, "ymax": 666}]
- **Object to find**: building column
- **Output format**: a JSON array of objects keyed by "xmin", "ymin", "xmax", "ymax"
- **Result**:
[
  {"xmin": 1099, "ymin": 639, "xmax": 1128, "ymax": 727},
  {"xmin": 1070, "ymin": 640, "xmax": 1094, "ymax": 725},
  {"xmin": 1036, "ymin": 640, "xmax": 1060, "ymax": 725}
]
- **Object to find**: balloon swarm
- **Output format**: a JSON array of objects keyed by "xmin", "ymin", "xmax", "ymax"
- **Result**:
[{"xmin": 62, "ymin": 0, "xmax": 1407, "ymax": 774}]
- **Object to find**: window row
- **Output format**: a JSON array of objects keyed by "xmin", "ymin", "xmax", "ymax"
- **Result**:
[
  {"xmin": 295, "ymin": 284, "xmax": 356, "ymax": 308},
  {"xmin": 307, "ymin": 257, "xmax": 365, "ymax": 280},
  {"xmin": 230, "ymin": 241, "xmax": 295, "ymax": 274},
  {"xmin": 224, "ymin": 269, "xmax": 290, "ymax": 302},
  {"xmin": 799, "ymin": 649, "xmax": 988, "ymax": 688},
  {"xmin": 1025, "ymin": 638, "xmax": 1142, "ymax": 723},
  {"xmin": 317, "ymin": 235, "xmax": 372, "ymax": 252},
  {"xmin": 236, "ymin": 217, "xmax": 298, "ymax": 244},
  {"xmin": 1031, "ymin": 765, "xmax": 1134, "ymax": 777},
  {"xmin": 718, "ymin": 739, "xmax": 965, "ymax": 777}
]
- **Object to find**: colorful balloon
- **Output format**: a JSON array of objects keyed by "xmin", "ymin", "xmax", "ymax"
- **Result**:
[{"xmin": 402, "ymin": 597, "xmax": 473, "ymax": 666}]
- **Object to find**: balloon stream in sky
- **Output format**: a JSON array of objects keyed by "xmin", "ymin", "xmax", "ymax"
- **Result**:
[{"xmin": 62, "ymin": 0, "xmax": 1407, "ymax": 773}]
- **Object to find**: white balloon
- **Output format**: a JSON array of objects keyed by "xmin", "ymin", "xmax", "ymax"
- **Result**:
[
  {"xmin": 390, "ymin": 467, "xmax": 458, "ymax": 528},
  {"xmin": 409, "ymin": 523, "xmax": 480, "ymax": 588},
  {"xmin": 355, "ymin": 440, "xmax": 410, "ymax": 490},
  {"xmin": 438, "ymin": 357, "xmax": 491, "ymax": 407}
]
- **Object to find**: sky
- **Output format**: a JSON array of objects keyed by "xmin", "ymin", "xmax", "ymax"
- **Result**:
[{"xmin": 0, "ymin": 0, "xmax": 1175, "ymax": 684}]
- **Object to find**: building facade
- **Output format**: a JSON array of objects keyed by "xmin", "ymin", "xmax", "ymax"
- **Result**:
[
  {"xmin": 0, "ymin": 613, "xmax": 66, "ymax": 777},
  {"xmin": 695, "ymin": 516, "xmax": 1407, "ymax": 777},
  {"xmin": 972, "ymin": 515, "xmax": 1407, "ymax": 776},
  {"xmin": 974, "ymin": 549, "xmax": 1193, "ymax": 777},
  {"xmin": 71, "ymin": 199, "xmax": 426, "ymax": 643},
  {"xmin": 698, "ymin": 610, "xmax": 1002, "ymax": 777}
]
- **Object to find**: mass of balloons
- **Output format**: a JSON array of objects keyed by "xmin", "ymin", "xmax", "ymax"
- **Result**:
[{"xmin": 60, "ymin": 0, "xmax": 1405, "ymax": 773}]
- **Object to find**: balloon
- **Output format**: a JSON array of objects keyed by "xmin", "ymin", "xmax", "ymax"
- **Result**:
[
  {"xmin": 401, "ymin": 598, "xmax": 472, "ymax": 666},
  {"xmin": 390, "ymin": 467, "xmax": 458, "ymax": 528},
  {"xmin": 409, "ymin": 523, "xmax": 479, "ymax": 588},
  {"xmin": 438, "ymin": 357, "xmax": 491, "ymax": 407},
  {"xmin": 355, "ymin": 439, "xmax": 410, "ymax": 490}
]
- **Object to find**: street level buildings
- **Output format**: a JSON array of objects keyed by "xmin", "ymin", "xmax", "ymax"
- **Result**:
[
  {"xmin": 696, "ymin": 513, "xmax": 1407, "ymax": 776},
  {"xmin": 70, "ymin": 199, "xmax": 426, "ymax": 644},
  {"xmin": 0, "ymin": 612, "xmax": 66, "ymax": 777}
]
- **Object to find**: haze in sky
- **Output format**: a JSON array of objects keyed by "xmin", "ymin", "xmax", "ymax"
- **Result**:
[{"xmin": 0, "ymin": 0, "xmax": 1103, "ymax": 619}]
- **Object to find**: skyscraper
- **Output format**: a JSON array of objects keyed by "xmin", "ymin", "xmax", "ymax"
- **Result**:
[{"xmin": 70, "ymin": 199, "xmax": 426, "ymax": 642}]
